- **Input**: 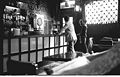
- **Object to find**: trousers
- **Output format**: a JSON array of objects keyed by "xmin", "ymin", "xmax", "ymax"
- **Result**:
[
  {"xmin": 66, "ymin": 40, "xmax": 77, "ymax": 59},
  {"xmin": 67, "ymin": 40, "xmax": 77, "ymax": 53},
  {"xmin": 81, "ymin": 36, "xmax": 88, "ymax": 53}
]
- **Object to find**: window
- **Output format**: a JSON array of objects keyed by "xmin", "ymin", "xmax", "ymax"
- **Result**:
[{"xmin": 85, "ymin": 0, "xmax": 118, "ymax": 24}]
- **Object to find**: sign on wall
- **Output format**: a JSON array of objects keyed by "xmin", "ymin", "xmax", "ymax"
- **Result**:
[
  {"xmin": 34, "ymin": 14, "xmax": 44, "ymax": 34},
  {"xmin": 60, "ymin": 0, "xmax": 75, "ymax": 9}
]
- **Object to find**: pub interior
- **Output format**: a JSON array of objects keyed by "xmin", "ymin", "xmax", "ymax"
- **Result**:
[{"xmin": 0, "ymin": 0, "xmax": 120, "ymax": 75}]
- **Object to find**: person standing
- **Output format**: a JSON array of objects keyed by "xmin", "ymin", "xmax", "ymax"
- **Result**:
[
  {"xmin": 79, "ymin": 19, "xmax": 88, "ymax": 54},
  {"xmin": 59, "ymin": 16, "xmax": 77, "ymax": 59}
]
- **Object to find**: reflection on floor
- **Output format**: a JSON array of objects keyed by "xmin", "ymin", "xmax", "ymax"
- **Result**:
[
  {"xmin": 38, "ymin": 42, "xmax": 120, "ymax": 75},
  {"xmin": 38, "ymin": 51, "xmax": 107, "ymax": 75}
]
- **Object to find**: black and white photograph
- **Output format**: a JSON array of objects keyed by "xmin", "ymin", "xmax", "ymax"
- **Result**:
[{"xmin": 0, "ymin": 0, "xmax": 120, "ymax": 76}]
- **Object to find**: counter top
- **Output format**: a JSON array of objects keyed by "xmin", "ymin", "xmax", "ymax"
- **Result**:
[{"xmin": 3, "ymin": 34, "xmax": 65, "ymax": 39}]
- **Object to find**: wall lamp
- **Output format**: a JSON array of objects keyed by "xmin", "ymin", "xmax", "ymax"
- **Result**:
[{"xmin": 74, "ymin": 5, "xmax": 82, "ymax": 12}]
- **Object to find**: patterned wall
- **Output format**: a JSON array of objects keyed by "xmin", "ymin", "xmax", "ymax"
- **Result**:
[{"xmin": 85, "ymin": 0, "xmax": 118, "ymax": 24}]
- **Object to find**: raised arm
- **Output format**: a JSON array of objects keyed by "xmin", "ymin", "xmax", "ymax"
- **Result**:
[{"xmin": 59, "ymin": 23, "xmax": 69, "ymax": 35}]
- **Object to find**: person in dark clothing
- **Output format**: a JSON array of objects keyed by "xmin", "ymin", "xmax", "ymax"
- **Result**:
[{"xmin": 78, "ymin": 19, "xmax": 88, "ymax": 54}]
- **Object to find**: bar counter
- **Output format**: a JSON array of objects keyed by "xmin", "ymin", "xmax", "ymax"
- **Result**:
[
  {"xmin": 2, "ymin": 34, "xmax": 68, "ymax": 73},
  {"xmin": 3, "ymin": 34, "xmax": 60, "ymax": 39}
]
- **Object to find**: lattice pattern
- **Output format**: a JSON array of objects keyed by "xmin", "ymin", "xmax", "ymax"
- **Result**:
[{"xmin": 85, "ymin": 0, "xmax": 118, "ymax": 24}]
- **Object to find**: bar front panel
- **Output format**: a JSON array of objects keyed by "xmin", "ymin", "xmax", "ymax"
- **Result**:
[
  {"xmin": 21, "ymin": 38, "xmax": 28, "ymax": 52},
  {"xmin": 2, "ymin": 35, "xmax": 68, "ymax": 73}
]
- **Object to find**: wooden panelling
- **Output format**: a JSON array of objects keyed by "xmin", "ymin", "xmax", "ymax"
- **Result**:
[
  {"xmin": 55, "ymin": 36, "xmax": 59, "ymax": 47},
  {"xmin": 54, "ymin": 48, "xmax": 59, "ymax": 55},
  {"xmin": 21, "ymin": 38, "xmax": 28, "ymax": 52},
  {"xmin": 11, "ymin": 39, "xmax": 19, "ymax": 54},
  {"xmin": 64, "ymin": 47, "xmax": 67, "ymax": 54},
  {"xmin": 50, "ymin": 49, "xmax": 54, "ymax": 56},
  {"xmin": 37, "ymin": 51, "xmax": 42, "ymax": 62},
  {"xmin": 60, "ymin": 47, "xmax": 64, "ymax": 54},
  {"xmin": 11, "ymin": 55, "xmax": 19, "ymax": 61},
  {"xmin": 60, "ymin": 36, "xmax": 64, "ymax": 46},
  {"xmin": 63, "ymin": 36, "xmax": 67, "ymax": 45},
  {"xmin": 44, "ymin": 37, "xmax": 49, "ymax": 48},
  {"xmin": 30, "ymin": 52, "xmax": 36, "ymax": 62},
  {"xmin": 3, "ymin": 57, "xmax": 8, "ymax": 72},
  {"xmin": 50, "ymin": 37, "xmax": 54, "ymax": 47},
  {"xmin": 44, "ymin": 50, "xmax": 49, "ymax": 57},
  {"xmin": 3, "ymin": 39, "xmax": 8, "ymax": 55},
  {"xmin": 2, "ymin": 35, "xmax": 67, "ymax": 73},
  {"xmin": 21, "ymin": 54, "xmax": 28, "ymax": 62},
  {"xmin": 30, "ymin": 38, "xmax": 36, "ymax": 50},
  {"xmin": 38, "ymin": 37, "xmax": 43, "ymax": 49}
]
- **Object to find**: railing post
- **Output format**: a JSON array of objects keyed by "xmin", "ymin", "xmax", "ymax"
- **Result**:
[
  {"xmin": 0, "ymin": 1, "xmax": 6, "ymax": 74},
  {"xmin": 42, "ymin": 37, "xmax": 44, "ymax": 61},
  {"xmin": 54, "ymin": 36, "xmax": 55, "ymax": 56},
  {"xmin": 48, "ymin": 36, "xmax": 50, "ymax": 57},
  {"xmin": 28, "ymin": 37, "xmax": 30, "ymax": 62},
  {"xmin": 19, "ymin": 38, "xmax": 21, "ymax": 61},
  {"xmin": 63, "ymin": 35, "xmax": 65, "ymax": 54},
  {"xmin": 35, "ymin": 37, "xmax": 38, "ymax": 63},
  {"xmin": 8, "ymin": 38, "xmax": 11, "ymax": 60}
]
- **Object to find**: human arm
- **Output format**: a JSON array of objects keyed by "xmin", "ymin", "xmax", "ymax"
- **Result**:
[{"xmin": 59, "ymin": 23, "xmax": 69, "ymax": 35}]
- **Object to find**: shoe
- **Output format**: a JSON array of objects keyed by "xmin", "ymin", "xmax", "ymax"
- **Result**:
[
  {"xmin": 83, "ymin": 53, "xmax": 91, "ymax": 56},
  {"xmin": 76, "ymin": 51, "xmax": 84, "ymax": 57},
  {"xmin": 44, "ymin": 67, "xmax": 53, "ymax": 75}
]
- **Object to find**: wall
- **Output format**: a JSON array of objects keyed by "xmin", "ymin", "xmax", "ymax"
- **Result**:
[
  {"xmin": 17, "ymin": 0, "xmax": 60, "ymax": 34},
  {"xmin": 87, "ymin": 23, "xmax": 120, "ymax": 38},
  {"xmin": 60, "ymin": 0, "xmax": 120, "ymax": 38},
  {"xmin": 84, "ymin": 0, "xmax": 120, "ymax": 38}
]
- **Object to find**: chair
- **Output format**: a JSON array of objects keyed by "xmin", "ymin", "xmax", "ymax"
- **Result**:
[{"xmin": 92, "ymin": 37, "xmax": 113, "ymax": 52}]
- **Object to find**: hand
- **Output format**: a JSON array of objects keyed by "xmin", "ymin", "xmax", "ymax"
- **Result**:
[
  {"xmin": 58, "ymin": 33, "xmax": 62, "ymax": 35},
  {"xmin": 58, "ymin": 32, "xmax": 61, "ymax": 35},
  {"xmin": 77, "ymin": 33, "xmax": 80, "ymax": 36}
]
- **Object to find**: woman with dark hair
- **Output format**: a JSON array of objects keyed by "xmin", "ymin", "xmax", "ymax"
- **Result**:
[
  {"xmin": 79, "ymin": 19, "xmax": 88, "ymax": 54},
  {"xmin": 59, "ymin": 16, "xmax": 77, "ymax": 59}
]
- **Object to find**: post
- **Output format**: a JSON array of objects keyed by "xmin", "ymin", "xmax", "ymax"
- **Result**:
[{"xmin": 0, "ymin": 0, "xmax": 5, "ymax": 74}]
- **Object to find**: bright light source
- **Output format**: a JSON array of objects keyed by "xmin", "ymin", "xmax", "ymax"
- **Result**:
[
  {"xmin": 60, "ymin": 0, "xmax": 75, "ymax": 9},
  {"xmin": 74, "ymin": 5, "xmax": 82, "ymax": 12}
]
